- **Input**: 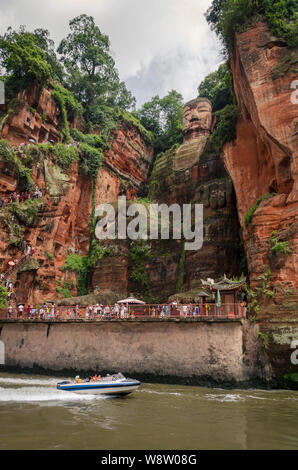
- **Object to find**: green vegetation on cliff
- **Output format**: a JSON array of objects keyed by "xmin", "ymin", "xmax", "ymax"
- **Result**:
[
  {"xmin": 0, "ymin": 27, "xmax": 53, "ymax": 98},
  {"xmin": 18, "ymin": 258, "xmax": 40, "ymax": 273},
  {"xmin": 246, "ymin": 269, "xmax": 274, "ymax": 316},
  {"xmin": 270, "ymin": 231, "xmax": 292, "ymax": 254},
  {"xmin": 244, "ymin": 193, "xmax": 276, "ymax": 227},
  {"xmin": 0, "ymin": 285, "xmax": 8, "ymax": 309},
  {"xmin": 61, "ymin": 254, "xmax": 88, "ymax": 296},
  {"xmin": 209, "ymin": 104, "xmax": 239, "ymax": 152},
  {"xmin": 9, "ymin": 198, "xmax": 45, "ymax": 227},
  {"xmin": 51, "ymin": 82, "xmax": 83, "ymax": 141},
  {"xmin": 137, "ymin": 90, "xmax": 183, "ymax": 153},
  {"xmin": 120, "ymin": 110, "xmax": 154, "ymax": 145},
  {"xmin": 0, "ymin": 207, "xmax": 22, "ymax": 248},
  {"xmin": 0, "ymin": 139, "xmax": 35, "ymax": 190},
  {"xmin": 198, "ymin": 61, "xmax": 238, "ymax": 151},
  {"xmin": 129, "ymin": 241, "xmax": 150, "ymax": 293},
  {"xmin": 198, "ymin": 62, "xmax": 235, "ymax": 112},
  {"xmin": 206, "ymin": 0, "xmax": 298, "ymax": 52}
]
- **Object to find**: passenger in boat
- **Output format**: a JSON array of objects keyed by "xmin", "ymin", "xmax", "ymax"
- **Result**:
[{"xmin": 75, "ymin": 376, "xmax": 82, "ymax": 384}]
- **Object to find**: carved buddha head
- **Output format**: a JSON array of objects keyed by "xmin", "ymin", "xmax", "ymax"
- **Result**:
[{"xmin": 182, "ymin": 97, "xmax": 212, "ymax": 142}]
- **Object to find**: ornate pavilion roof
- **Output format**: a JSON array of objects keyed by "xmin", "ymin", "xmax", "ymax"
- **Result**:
[{"xmin": 201, "ymin": 275, "xmax": 246, "ymax": 292}]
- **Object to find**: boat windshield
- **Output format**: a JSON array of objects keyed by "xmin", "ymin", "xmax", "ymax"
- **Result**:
[{"xmin": 112, "ymin": 373, "xmax": 126, "ymax": 380}]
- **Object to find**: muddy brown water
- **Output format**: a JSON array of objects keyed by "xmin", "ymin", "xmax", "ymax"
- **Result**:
[{"xmin": 0, "ymin": 372, "xmax": 297, "ymax": 450}]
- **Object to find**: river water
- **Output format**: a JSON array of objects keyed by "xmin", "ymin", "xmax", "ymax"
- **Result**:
[{"xmin": 0, "ymin": 372, "xmax": 297, "ymax": 450}]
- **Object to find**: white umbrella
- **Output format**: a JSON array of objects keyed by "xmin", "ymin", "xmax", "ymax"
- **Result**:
[{"xmin": 117, "ymin": 297, "xmax": 145, "ymax": 305}]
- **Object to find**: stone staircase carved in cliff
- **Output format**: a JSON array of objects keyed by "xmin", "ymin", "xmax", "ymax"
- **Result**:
[{"xmin": 1, "ymin": 254, "xmax": 31, "ymax": 283}]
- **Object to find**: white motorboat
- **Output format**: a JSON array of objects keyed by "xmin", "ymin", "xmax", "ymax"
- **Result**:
[{"xmin": 57, "ymin": 372, "xmax": 141, "ymax": 396}]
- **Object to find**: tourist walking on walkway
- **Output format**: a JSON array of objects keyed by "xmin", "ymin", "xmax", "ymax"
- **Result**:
[
  {"xmin": 17, "ymin": 304, "xmax": 24, "ymax": 317},
  {"xmin": 27, "ymin": 305, "xmax": 32, "ymax": 319},
  {"xmin": 113, "ymin": 303, "xmax": 119, "ymax": 317},
  {"xmin": 73, "ymin": 305, "xmax": 78, "ymax": 319},
  {"xmin": 7, "ymin": 305, "xmax": 13, "ymax": 319},
  {"xmin": 50, "ymin": 305, "xmax": 55, "ymax": 320},
  {"xmin": 85, "ymin": 307, "xmax": 89, "ymax": 319},
  {"xmin": 39, "ymin": 306, "xmax": 45, "ymax": 319},
  {"xmin": 88, "ymin": 305, "xmax": 93, "ymax": 319},
  {"xmin": 104, "ymin": 305, "xmax": 110, "ymax": 317}
]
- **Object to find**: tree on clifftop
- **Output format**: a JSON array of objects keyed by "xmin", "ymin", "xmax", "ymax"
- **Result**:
[
  {"xmin": 57, "ymin": 14, "xmax": 136, "ymax": 129},
  {"xmin": 205, "ymin": 0, "xmax": 298, "ymax": 51},
  {"xmin": 197, "ymin": 61, "xmax": 234, "ymax": 112},
  {"xmin": 0, "ymin": 26, "xmax": 54, "ymax": 97},
  {"xmin": 137, "ymin": 90, "xmax": 183, "ymax": 153}
]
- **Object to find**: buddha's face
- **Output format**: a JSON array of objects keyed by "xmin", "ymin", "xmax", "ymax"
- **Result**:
[{"xmin": 182, "ymin": 99, "xmax": 212, "ymax": 141}]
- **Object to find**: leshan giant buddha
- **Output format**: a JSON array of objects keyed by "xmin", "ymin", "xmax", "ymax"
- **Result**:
[{"xmin": 148, "ymin": 96, "xmax": 242, "ymax": 292}]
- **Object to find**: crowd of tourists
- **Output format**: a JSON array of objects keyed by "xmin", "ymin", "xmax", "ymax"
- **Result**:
[
  {"xmin": 11, "ymin": 137, "xmax": 80, "ymax": 153},
  {"xmin": 0, "ymin": 186, "xmax": 43, "ymax": 209},
  {"xmin": 5, "ymin": 302, "xmax": 131, "ymax": 320},
  {"xmin": 4, "ymin": 301, "xmax": 220, "ymax": 320}
]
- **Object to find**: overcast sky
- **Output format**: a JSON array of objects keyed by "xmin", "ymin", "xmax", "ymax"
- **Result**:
[{"xmin": 0, "ymin": 0, "xmax": 223, "ymax": 107}]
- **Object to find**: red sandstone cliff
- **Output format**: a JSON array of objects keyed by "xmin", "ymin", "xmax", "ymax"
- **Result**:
[
  {"xmin": 0, "ymin": 84, "xmax": 154, "ymax": 305},
  {"xmin": 222, "ymin": 22, "xmax": 298, "ymax": 316},
  {"xmin": 1, "ymin": 22, "xmax": 297, "ymax": 315}
]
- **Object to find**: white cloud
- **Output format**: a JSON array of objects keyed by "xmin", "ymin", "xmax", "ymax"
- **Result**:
[{"xmin": 0, "ymin": 0, "xmax": 223, "ymax": 106}]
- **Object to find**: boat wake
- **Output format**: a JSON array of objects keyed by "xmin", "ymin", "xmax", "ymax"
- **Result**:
[
  {"xmin": 205, "ymin": 393, "xmax": 245, "ymax": 402},
  {"xmin": 0, "ymin": 376, "xmax": 108, "ymax": 403},
  {"xmin": 0, "ymin": 377, "xmax": 58, "ymax": 386}
]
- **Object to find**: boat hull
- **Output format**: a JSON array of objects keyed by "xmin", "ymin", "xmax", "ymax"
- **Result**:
[{"xmin": 57, "ymin": 380, "xmax": 141, "ymax": 396}]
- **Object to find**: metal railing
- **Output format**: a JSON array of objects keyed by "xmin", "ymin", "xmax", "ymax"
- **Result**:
[{"xmin": 0, "ymin": 303, "xmax": 246, "ymax": 320}]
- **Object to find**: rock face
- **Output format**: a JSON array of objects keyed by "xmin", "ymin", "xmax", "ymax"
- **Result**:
[
  {"xmin": 91, "ymin": 98, "xmax": 241, "ymax": 301},
  {"xmin": 1, "ymin": 84, "xmax": 61, "ymax": 146},
  {"xmin": 222, "ymin": 21, "xmax": 298, "ymax": 316},
  {"xmin": 0, "ymin": 85, "xmax": 154, "ymax": 304}
]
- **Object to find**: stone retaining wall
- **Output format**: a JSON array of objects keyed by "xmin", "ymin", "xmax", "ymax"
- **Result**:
[{"xmin": 0, "ymin": 318, "xmax": 257, "ymax": 385}]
